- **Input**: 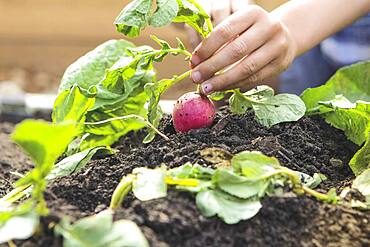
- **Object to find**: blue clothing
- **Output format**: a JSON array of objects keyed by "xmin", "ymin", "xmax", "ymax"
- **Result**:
[{"xmin": 279, "ymin": 13, "xmax": 370, "ymax": 94}]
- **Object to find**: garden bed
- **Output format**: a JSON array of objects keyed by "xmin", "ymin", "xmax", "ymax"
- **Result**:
[{"xmin": 1, "ymin": 109, "xmax": 369, "ymax": 247}]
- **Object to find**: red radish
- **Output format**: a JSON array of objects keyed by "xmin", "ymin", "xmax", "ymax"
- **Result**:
[{"xmin": 172, "ymin": 92, "xmax": 215, "ymax": 132}]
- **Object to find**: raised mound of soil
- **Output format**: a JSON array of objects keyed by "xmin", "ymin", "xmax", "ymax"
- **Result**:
[{"xmin": 1, "ymin": 109, "xmax": 369, "ymax": 247}]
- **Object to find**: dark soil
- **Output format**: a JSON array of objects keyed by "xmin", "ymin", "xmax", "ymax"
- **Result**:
[{"xmin": 1, "ymin": 110, "xmax": 369, "ymax": 247}]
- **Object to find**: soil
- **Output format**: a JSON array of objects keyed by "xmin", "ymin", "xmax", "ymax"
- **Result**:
[{"xmin": 1, "ymin": 109, "xmax": 369, "ymax": 247}]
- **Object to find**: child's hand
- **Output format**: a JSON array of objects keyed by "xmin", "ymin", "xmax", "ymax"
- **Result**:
[{"xmin": 191, "ymin": 5, "xmax": 297, "ymax": 94}]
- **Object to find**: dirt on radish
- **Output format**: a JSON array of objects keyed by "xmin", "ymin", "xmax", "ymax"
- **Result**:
[{"xmin": 1, "ymin": 109, "xmax": 369, "ymax": 247}]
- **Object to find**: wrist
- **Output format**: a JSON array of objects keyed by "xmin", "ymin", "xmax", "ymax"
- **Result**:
[{"xmin": 270, "ymin": 5, "xmax": 305, "ymax": 57}]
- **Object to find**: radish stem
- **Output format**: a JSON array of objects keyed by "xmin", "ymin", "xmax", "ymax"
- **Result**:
[{"xmin": 109, "ymin": 175, "xmax": 134, "ymax": 210}]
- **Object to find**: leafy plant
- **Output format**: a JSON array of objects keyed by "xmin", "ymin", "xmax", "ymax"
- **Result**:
[
  {"xmin": 109, "ymin": 151, "xmax": 336, "ymax": 224},
  {"xmin": 0, "ymin": 120, "xmax": 79, "ymax": 243},
  {"xmin": 51, "ymin": 0, "xmax": 308, "ymax": 152},
  {"xmin": 55, "ymin": 211, "xmax": 149, "ymax": 247},
  {"xmin": 301, "ymin": 61, "xmax": 370, "ymax": 175}
]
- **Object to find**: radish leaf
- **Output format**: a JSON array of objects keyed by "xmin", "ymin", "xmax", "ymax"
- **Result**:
[
  {"xmin": 230, "ymin": 87, "xmax": 306, "ymax": 128},
  {"xmin": 52, "ymin": 85, "xmax": 96, "ymax": 124},
  {"xmin": 59, "ymin": 40, "xmax": 134, "ymax": 92},
  {"xmin": 12, "ymin": 120, "xmax": 79, "ymax": 181},
  {"xmin": 321, "ymin": 101, "xmax": 370, "ymax": 146},
  {"xmin": 55, "ymin": 212, "xmax": 149, "ymax": 247},
  {"xmin": 132, "ymin": 167, "xmax": 167, "ymax": 201},
  {"xmin": 301, "ymin": 61, "xmax": 370, "ymax": 112},
  {"xmin": 47, "ymin": 146, "xmax": 112, "ymax": 180},
  {"xmin": 115, "ymin": 0, "xmax": 211, "ymax": 37},
  {"xmin": 0, "ymin": 209, "xmax": 38, "ymax": 244},
  {"xmin": 350, "ymin": 135, "xmax": 370, "ymax": 176},
  {"xmin": 172, "ymin": 0, "xmax": 211, "ymax": 37},
  {"xmin": 196, "ymin": 189, "xmax": 262, "ymax": 224},
  {"xmin": 213, "ymin": 168, "xmax": 268, "ymax": 199}
]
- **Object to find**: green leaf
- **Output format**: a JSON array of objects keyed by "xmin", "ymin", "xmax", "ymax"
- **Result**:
[
  {"xmin": 318, "ymin": 95, "xmax": 356, "ymax": 110},
  {"xmin": 196, "ymin": 189, "xmax": 262, "ymax": 224},
  {"xmin": 350, "ymin": 135, "xmax": 370, "ymax": 176},
  {"xmin": 132, "ymin": 167, "xmax": 167, "ymax": 201},
  {"xmin": 167, "ymin": 163, "xmax": 215, "ymax": 180},
  {"xmin": 172, "ymin": 0, "xmax": 211, "ymax": 37},
  {"xmin": 0, "ymin": 210, "xmax": 38, "ymax": 244},
  {"xmin": 94, "ymin": 55, "xmax": 155, "ymax": 107},
  {"xmin": 352, "ymin": 168, "xmax": 370, "ymax": 203},
  {"xmin": 231, "ymin": 151, "xmax": 280, "ymax": 177},
  {"xmin": 209, "ymin": 91, "xmax": 229, "ymax": 101},
  {"xmin": 145, "ymin": 79, "xmax": 175, "ymax": 124},
  {"xmin": 11, "ymin": 120, "xmax": 79, "ymax": 214},
  {"xmin": 115, "ymin": 0, "xmax": 153, "ymax": 37},
  {"xmin": 12, "ymin": 120, "xmax": 79, "ymax": 173},
  {"xmin": 252, "ymin": 94, "xmax": 306, "ymax": 128},
  {"xmin": 229, "ymin": 87, "xmax": 306, "ymax": 128},
  {"xmin": 321, "ymin": 101, "xmax": 370, "ymax": 146},
  {"xmin": 245, "ymin": 85, "xmax": 275, "ymax": 98},
  {"xmin": 52, "ymin": 85, "xmax": 96, "ymax": 124},
  {"xmin": 229, "ymin": 89, "xmax": 252, "ymax": 114},
  {"xmin": 213, "ymin": 169, "xmax": 269, "ymax": 199},
  {"xmin": 115, "ymin": 0, "xmax": 211, "ymax": 37},
  {"xmin": 150, "ymin": 0, "xmax": 179, "ymax": 27},
  {"xmin": 55, "ymin": 212, "xmax": 149, "ymax": 247},
  {"xmin": 47, "ymin": 147, "xmax": 112, "ymax": 180},
  {"xmin": 59, "ymin": 40, "xmax": 134, "ymax": 92},
  {"xmin": 82, "ymin": 93, "xmax": 148, "ymax": 150},
  {"xmin": 166, "ymin": 164, "xmax": 215, "ymax": 192},
  {"xmin": 301, "ymin": 61, "xmax": 370, "ymax": 112}
]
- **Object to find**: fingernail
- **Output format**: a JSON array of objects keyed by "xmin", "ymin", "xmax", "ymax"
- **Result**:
[
  {"xmin": 201, "ymin": 82, "xmax": 213, "ymax": 95},
  {"xmin": 191, "ymin": 54, "xmax": 201, "ymax": 67},
  {"xmin": 191, "ymin": 71, "xmax": 203, "ymax": 83}
]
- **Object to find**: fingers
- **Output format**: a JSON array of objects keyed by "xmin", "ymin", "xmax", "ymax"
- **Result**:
[
  {"xmin": 199, "ymin": 37, "xmax": 284, "ymax": 94},
  {"xmin": 191, "ymin": 6, "xmax": 265, "ymax": 67},
  {"xmin": 211, "ymin": 0, "xmax": 232, "ymax": 26},
  {"xmin": 191, "ymin": 15, "xmax": 277, "ymax": 83},
  {"xmin": 229, "ymin": 61, "xmax": 284, "ymax": 90}
]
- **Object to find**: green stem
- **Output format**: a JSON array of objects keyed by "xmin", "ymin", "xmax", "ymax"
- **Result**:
[
  {"xmin": 84, "ymin": 114, "xmax": 170, "ymax": 141},
  {"xmin": 171, "ymin": 70, "xmax": 202, "ymax": 94},
  {"xmin": 278, "ymin": 167, "xmax": 301, "ymax": 185},
  {"xmin": 142, "ymin": 48, "xmax": 191, "ymax": 60},
  {"xmin": 174, "ymin": 70, "xmax": 192, "ymax": 83},
  {"xmin": 302, "ymin": 186, "xmax": 338, "ymax": 202},
  {"xmin": 109, "ymin": 175, "xmax": 134, "ymax": 210},
  {"xmin": 1, "ymin": 184, "xmax": 31, "ymax": 204}
]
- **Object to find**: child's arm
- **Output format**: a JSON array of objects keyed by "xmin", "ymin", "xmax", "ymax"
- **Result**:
[{"xmin": 273, "ymin": 0, "xmax": 370, "ymax": 56}]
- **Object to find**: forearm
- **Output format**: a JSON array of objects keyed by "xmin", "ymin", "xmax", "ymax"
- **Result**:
[{"xmin": 272, "ymin": 0, "xmax": 370, "ymax": 56}]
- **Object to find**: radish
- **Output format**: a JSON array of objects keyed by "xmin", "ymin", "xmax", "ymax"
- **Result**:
[{"xmin": 172, "ymin": 92, "xmax": 216, "ymax": 132}]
